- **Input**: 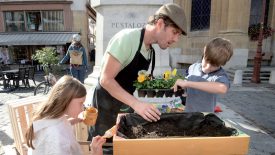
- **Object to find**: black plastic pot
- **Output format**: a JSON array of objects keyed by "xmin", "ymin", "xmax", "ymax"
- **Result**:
[
  {"xmin": 137, "ymin": 89, "xmax": 147, "ymax": 97},
  {"xmin": 156, "ymin": 89, "xmax": 165, "ymax": 98},
  {"xmin": 164, "ymin": 89, "xmax": 174, "ymax": 97},
  {"xmin": 146, "ymin": 89, "xmax": 156, "ymax": 98},
  {"xmin": 175, "ymin": 88, "xmax": 184, "ymax": 97}
]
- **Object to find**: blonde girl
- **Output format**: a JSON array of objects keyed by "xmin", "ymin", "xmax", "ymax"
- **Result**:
[{"xmin": 25, "ymin": 75, "xmax": 105, "ymax": 155}]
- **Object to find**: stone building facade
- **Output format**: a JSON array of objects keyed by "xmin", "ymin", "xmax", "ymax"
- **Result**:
[
  {"xmin": 174, "ymin": 0, "xmax": 275, "ymax": 69},
  {"xmin": 0, "ymin": 0, "xmax": 96, "ymax": 66}
]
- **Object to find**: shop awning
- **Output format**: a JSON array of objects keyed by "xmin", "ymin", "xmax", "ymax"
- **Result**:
[{"xmin": 0, "ymin": 32, "xmax": 79, "ymax": 46}]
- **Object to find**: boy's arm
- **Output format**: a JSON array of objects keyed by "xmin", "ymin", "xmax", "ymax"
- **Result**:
[{"xmin": 173, "ymin": 79, "xmax": 228, "ymax": 94}]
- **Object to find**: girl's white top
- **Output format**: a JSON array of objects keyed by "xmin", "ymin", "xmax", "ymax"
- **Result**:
[{"xmin": 28, "ymin": 116, "xmax": 83, "ymax": 155}]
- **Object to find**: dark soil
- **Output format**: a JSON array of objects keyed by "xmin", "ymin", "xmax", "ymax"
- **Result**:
[{"xmin": 118, "ymin": 113, "xmax": 238, "ymax": 139}]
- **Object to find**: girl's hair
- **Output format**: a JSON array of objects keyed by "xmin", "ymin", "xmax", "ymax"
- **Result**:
[
  {"xmin": 203, "ymin": 37, "xmax": 233, "ymax": 66},
  {"xmin": 25, "ymin": 75, "xmax": 86, "ymax": 149},
  {"xmin": 148, "ymin": 14, "xmax": 180, "ymax": 31}
]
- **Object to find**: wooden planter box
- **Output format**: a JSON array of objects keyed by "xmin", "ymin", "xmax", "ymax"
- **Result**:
[{"xmin": 113, "ymin": 113, "xmax": 250, "ymax": 155}]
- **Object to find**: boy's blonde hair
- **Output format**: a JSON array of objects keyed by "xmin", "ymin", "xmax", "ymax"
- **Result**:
[
  {"xmin": 25, "ymin": 75, "xmax": 86, "ymax": 149},
  {"xmin": 204, "ymin": 37, "xmax": 233, "ymax": 66}
]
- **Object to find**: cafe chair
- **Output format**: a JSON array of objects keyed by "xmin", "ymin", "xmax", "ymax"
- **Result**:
[
  {"xmin": 25, "ymin": 66, "xmax": 36, "ymax": 87},
  {"xmin": 0, "ymin": 70, "xmax": 4, "ymax": 85},
  {"xmin": 1, "ymin": 65, "xmax": 11, "ymax": 71},
  {"xmin": 12, "ymin": 67, "xmax": 27, "ymax": 88}
]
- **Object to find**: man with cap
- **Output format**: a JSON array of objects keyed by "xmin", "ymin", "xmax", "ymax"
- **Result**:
[
  {"xmin": 60, "ymin": 34, "xmax": 88, "ymax": 83},
  {"xmin": 89, "ymin": 3, "xmax": 187, "ymax": 141}
]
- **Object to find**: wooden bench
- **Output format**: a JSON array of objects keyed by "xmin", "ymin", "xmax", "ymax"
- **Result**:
[
  {"xmin": 7, "ymin": 96, "xmax": 94, "ymax": 155},
  {"xmin": 7, "ymin": 96, "xmax": 46, "ymax": 155}
]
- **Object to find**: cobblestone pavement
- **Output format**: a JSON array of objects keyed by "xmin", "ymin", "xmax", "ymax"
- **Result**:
[
  {"xmin": 1, "ymin": 70, "xmax": 275, "ymax": 154},
  {"xmin": 217, "ymin": 83, "xmax": 275, "ymax": 155},
  {"xmin": 219, "ymin": 83, "xmax": 275, "ymax": 138},
  {"xmin": 0, "ymin": 72, "xmax": 45, "ymax": 155}
]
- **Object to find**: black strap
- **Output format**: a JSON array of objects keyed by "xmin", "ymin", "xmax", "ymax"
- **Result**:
[
  {"xmin": 149, "ymin": 46, "xmax": 155, "ymax": 78},
  {"xmin": 137, "ymin": 28, "xmax": 145, "ymax": 54},
  {"xmin": 139, "ymin": 28, "xmax": 155, "ymax": 78}
]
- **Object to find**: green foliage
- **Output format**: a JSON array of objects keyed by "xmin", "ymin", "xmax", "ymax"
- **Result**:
[
  {"xmin": 133, "ymin": 75, "xmax": 185, "ymax": 90},
  {"xmin": 248, "ymin": 23, "xmax": 274, "ymax": 41},
  {"xmin": 165, "ymin": 78, "xmax": 176, "ymax": 89},
  {"xmin": 32, "ymin": 47, "xmax": 59, "ymax": 75},
  {"xmin": 152, "ymin": 78, "xmax": 166, "ymax": 89},
  {"xmin": 144, "ymin": 80, "xmax": 154, "ymax": 89},
  {"xmin": 133, "ymin": 69, "xmax": 185, "ymax": 90},
  {"xmin": 133, "ymin": 80, "xmax": 144, "ymax": 90}
]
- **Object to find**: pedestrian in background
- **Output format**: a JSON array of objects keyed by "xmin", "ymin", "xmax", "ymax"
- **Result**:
[
  {"xmin": 60, "ymin": 34, "xmax": 88, "ymax": 83},
  {"xmin": 172, "ymin": 37, "xmax": 233, "ymax": 112},
  {"xmin": 25, "ymin": 75, "xmax": 105, "ymax": 155}
]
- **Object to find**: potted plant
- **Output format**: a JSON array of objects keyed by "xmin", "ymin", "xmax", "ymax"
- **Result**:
[
  {"xmin": 133, "ymin": 70, "xmax": 149, "ymax": 97},
  {"xmin": 162, "ymin": 69, "xmax": 185, "ymax": 97},
  {"xmin": 248, "ymin": 23, "xmax": 274, "ymax": 41},
  {"xmin": 164, "ymin": 78, "xmax": 176, "ymax": 97},
  {"xmin": 133, "ymin": 69, "xmax": 185, "ymax": 98},
  {"xmin": 152, "ymin": 78, "xmax": 166, "ymax": 98},
  {"xmin": 32, "ymin": 47, "xmax": 59, "ymax": 75}
]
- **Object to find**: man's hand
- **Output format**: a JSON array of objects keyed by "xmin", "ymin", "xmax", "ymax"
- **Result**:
[{"xmin": 132, "ymin": 102, "xmax": 161, "ymax": 122}]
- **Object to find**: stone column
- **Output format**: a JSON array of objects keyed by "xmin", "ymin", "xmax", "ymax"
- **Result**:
[
  {"xmin": 215, "ymin": 0, "xmax": 251, "ymax": 69},
  {"xmin": 233, "ymin": 70, "xmax": 243, "ymax": 85},
  {"xmin": 85, "ymin": 0, "xmax": 172, "ymax": 86},
  {"xmin": 71, "ymin": 0, "xmax": 89, "ymax": 64},
  {"xmin": 269, "ymin": 70, "xmax": 275, "ymax": 84},
  {"xmin": 270, "ymin": 0, "xmax": 275, "ymax": 66}
]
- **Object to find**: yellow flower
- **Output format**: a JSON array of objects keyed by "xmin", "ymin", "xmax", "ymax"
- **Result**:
[
  {"xmin": 172, "ymin": 68, "xmax": 177, "ymax": 76},
  {"xmin": 137, "ymin": 74, "xmax": 146, "ymax": 83},
  {"xmin": 163, "ymin": 71, "xmax": 171, "ymax": 80},
  {"xmin": 138, "ymin": 70, "xmax": 148, "ymax": 76}
]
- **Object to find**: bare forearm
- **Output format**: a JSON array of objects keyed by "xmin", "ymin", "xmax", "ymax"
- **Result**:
[{"xmin": 186, "ymin": 81, "xmax": 228, "ymax": 94}]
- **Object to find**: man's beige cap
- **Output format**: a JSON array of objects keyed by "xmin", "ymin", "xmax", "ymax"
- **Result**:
[{"xmin": 155, "ymin": 3, "xmax": 187, "ymax": 35}]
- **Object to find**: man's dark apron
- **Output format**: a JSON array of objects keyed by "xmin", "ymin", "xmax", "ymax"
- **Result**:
[{"xmin": 88, "ymin": 28, "xmax": 155, "ymax": 140}]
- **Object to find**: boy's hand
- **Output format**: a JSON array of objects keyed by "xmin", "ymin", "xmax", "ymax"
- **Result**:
[
  {"xmin": 90, "ymin": 136, "xmax": 106, "ymax": 155},
  {"xmin": 172, "ymin": 79, "xmax": 187, "ymax": 92}
]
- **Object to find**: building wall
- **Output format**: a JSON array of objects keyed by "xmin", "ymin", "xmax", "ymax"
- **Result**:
[
  {"xmin": 0, "ymin": 1, "xmax": 73, "ymax": 32},
  {"xmin": 0, "ymin": 0, "xmax": 93, "ymax": 65},
  {"xmin": 173, "ymin": 0, "xmax": 275, "ymax": 68},
  {"xmin": 72, "ymin": 10, "xmax": 89, "ymax": 59},
  {"xmin": 270, "ymin": 0, "xmax": 275, "ymax": 65},
  {"xmin": 70, "ymin": 0, "xmax": 91, "ymax": 62}
]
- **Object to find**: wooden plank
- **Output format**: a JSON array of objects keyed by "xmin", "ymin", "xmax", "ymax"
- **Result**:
[
  {"xmin": 7, "ymin": 96, "xmax": 46, "ymax": 155},
  {"xmin": 7, "ymin": 104, "xmax": 24, "ymax": 155},
  {"xmin": 17, "ymin": 106, "xmax": 28, "ymax": 143},
  {"xmin": 26, "ymin": 104, "xmax": 33, "ymax": 123}
]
